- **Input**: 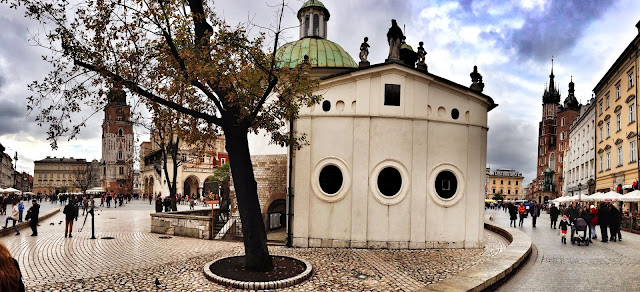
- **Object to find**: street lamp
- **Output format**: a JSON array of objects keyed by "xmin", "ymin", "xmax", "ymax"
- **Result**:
[{"xmin": 578, "ymin": 182, "xmax": 583, "ymax": 206}]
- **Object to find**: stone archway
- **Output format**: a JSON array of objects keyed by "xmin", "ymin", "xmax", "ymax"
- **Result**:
[
  {"xmin": 148, "ymin": 176, "xmax": 155, "ymax": 195},
  {"xmin": 184, "ymin": 175, "xmax": 200, "ymax": 198},
  {"xmin": 266, "ymin": 199, "xmax": 286, "ymax": 230}
]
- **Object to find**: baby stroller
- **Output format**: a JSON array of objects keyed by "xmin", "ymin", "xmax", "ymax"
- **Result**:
[{"xmin": 571, "ymin": 218, "xmax": 590, "ymax": 246}]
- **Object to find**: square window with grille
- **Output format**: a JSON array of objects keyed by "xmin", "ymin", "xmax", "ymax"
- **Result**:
[{"xmin": 384, "ymin": 84, "xmax": 401, "ymax": 106}]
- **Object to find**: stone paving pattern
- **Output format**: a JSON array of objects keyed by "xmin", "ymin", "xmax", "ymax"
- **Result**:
[
  {"xmin": 489, "ymin": 208, "xmax": 640, "ymax": 291},
  {"xmin": 2, "ymin": 201, "xmax": 507, "ymax": 291}
]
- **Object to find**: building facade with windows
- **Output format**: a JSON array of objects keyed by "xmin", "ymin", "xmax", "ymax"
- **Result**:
[
  {"xmin": 530, "ymin": 62, "xmax": 581, "ymax": 203},
  {"xmin": 33, "ymin": 157, "xmax": 88, "ymax": 195},
  {"xmin": 101, "ymin": 87, "xmax": 135, "ymax": 194},
  {"xmin": 563, "ymin": 97, "xmax": 596, "ymax": 197},
  {"xmin": 488, "ymin": 169, "xmax": 524, "ymax": 201},
  {"xmin": 0, "ymin": 149, "xmax": 13, "ymax": 188},
  {"xmin": 139, "ymin": 134, "xmax": 228, "ymax": 198},
  {"xmin": 594, "ymin": 21, "xmax": 640, "ymax": 192}
]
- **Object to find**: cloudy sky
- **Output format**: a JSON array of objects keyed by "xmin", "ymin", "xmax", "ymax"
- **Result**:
[{"xmin": 0, "ymin": 0, "xmax": 639, "ymax": 186}]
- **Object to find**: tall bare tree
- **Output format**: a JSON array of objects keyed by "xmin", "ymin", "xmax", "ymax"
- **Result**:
[{"xmin": 5, "ymin": 0, "xmax": 319, "ymax": 271}]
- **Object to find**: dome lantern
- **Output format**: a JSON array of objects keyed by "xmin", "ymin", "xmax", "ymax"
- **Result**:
[{"xmin": 298, "ymin": 0, "xmax": 330, "ymax": 39}]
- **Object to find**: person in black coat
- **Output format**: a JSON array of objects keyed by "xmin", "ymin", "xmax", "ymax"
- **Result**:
[
  {"xmin": 63, "ymin": 203, "xmax": 76, "ymax": 237},
  {"xmin": 599, "ymin": 203, "xmax": 610, "ymax": 242},
  {"xmin": 155, "ymin": 197, "xmax": 163, "ymax": 213},
  {"xmin": 609, "ymin": 204, "xmax": 621, "ymax": 242},
  {"xmin": 27, "ymin": 200, "xmax": 40, "ymax": 236},
  {"xmin": 549, "ymin": 203, "xmax": 559, "ymax": 229},
  {"xmin": 508, "ymin": 203, "xmax": 518, "ymax": 227},
  {"xmin": 581, "ymin": 206, "xmax": 594, "ymax": 241},
  {"xmin": 531, "ymin": 202, "xmax": 541, "ymax": 227}
]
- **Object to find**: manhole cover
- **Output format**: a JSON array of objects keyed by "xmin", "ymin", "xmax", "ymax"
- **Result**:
[
  {"xmin": 102, "ymin": 237, "xmax": 115, "ymax": 240},
  {"xmin": 159, "ymin": 236, "xmax": 172, "ymax": 239}
]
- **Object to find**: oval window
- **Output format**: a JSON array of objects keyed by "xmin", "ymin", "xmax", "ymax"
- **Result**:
[
  {"xmin": 322, "ymin": 100, "xmax": 331, "ymax": 112},
  {"xmin": 319, "ymin": 165, "xmax": 343, "ymax": 194},
  {"xmin": 451, "ymin": 108, "xmax": 459, "ymax": 120},
  {"xmin": 435, "ymin": 171, "xmax": 457, "ymax": 199},
  {"xmin": 377, "ymin": 167, "xmax": 402, "ymax": 197}
]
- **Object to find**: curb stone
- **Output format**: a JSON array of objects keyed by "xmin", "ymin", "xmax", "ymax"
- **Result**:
[
  {"xmin": 419, "ymin": 220, "xmax": 532, "ymax": 292},
  {"xmin": 203, "ymin": 255, "xmax": 313, "ymax": 290}
]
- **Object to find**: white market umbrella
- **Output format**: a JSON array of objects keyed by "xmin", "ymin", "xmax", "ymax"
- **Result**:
[
  {"xmin": 3, "ymin": 187, "xmax": 21, "ymax": 193},
  {"xmin": 621, "ymin": 190, "xmax": 640, "ymax": 202}
]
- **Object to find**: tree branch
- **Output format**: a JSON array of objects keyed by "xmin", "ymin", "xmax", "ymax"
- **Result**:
[{"xmin": 73, "ymin": 59, "xmax": 222, "ymax": 125}]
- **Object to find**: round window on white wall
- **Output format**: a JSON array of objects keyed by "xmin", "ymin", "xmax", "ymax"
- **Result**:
[
  {"xmin": 311, "ymin": 157, "xmax": 351, "ymax": 203},
  {"xmin": 370, "ymin": 160, "xmax": 410, "ymax": 205},
  {"xmin": 429, "ymin": 163, "xmax": 465, "ymax": 208}
]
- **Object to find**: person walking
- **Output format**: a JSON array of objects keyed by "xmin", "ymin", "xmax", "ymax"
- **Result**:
[
  {"xmin": 27, "ymin": 200, "xmax": 40, "ymax": 236},
  {"xmin": 508, "ymin": 202, "xmax": 517, "ymax": 227},
  {"xmin": 559, "ymin": 215, "xmax": 570, "ymax": 244},
  {"xmin": 609, "ymin": 204, "xmax": 621, "ymax": 242},
  {"xmin": 3, "ymin": 201, "xmax": 20, "ymax": 236},
  {"xmin": 63, "ymin": 202, "xmax": 76, "ymax": 238},
  {"xmin": 82, "ymin": 196, "xmax": 88, "ymax": 216},
  {"xmin": 106, "ymin": 194, "xmax": 112, "ymax": 208},
  {"xmin": 599, "ymin": 203, "xmax": 609, "ymax": 242},
  {"xmin": 518, "ymin": 203, "xmax": 526, "ymax": 227},
  {"xmin": 17, "ymin": 201, "xmax": 24, "ymax": 223},
  {"xmin": 0, "ymin": 242, "xmax": 25, "ymax": 292},
  {"xmin": 549, "ymin": 203, "xmax": 559, "ymax": 229},
  {"xmin": 149, "ymin": 194, "xmax": 153, "ymax": 205},
  {"xmin": 189, "ymin": 196, "xmax": 195, "ymax": 210},
  {"xmin": 581, "ymin": 205, "xmax": 593, "ymax": 242},
  {"xmin": 590, "ymin": 204, "xmax": 598, "ymax": 240},
  {"xmin": 531, "ymin": 202, "xmax": 541, "ymax": 227}
]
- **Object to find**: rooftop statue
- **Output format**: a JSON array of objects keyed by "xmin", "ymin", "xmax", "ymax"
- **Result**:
[
  {"xmin": 386, "ymin": 19, "xmax": 404, "ymax": 62},
  {"xmin": 359, "ymin": 37, "xmax": 370, "ymax": 62}
]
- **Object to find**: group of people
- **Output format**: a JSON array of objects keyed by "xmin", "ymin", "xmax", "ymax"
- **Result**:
[
  {"xmin": 549, "ymin": 202, "xmax": 623, "ymax": 243},
  {"xmin": 505, "ymin": 201, "xmax": 542, "ymax": 228},
  {"xmin": 1, "ymin": 199, "xmax": 40, "ymax": 237}
]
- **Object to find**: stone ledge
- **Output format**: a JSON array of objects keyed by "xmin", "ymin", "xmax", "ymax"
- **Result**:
[
  {"xmin": 419, "ymin": 220, "xmax": 532, "ymax": 292},
  {"xmin": 203, "ymin": 255, "xmax": 313, "ymax": 290},
  {"xmin": 0, "ymin": 207, "xmax": 60, "ymax": 237}
]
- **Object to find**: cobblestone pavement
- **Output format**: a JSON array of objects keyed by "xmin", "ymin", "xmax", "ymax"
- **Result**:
[
  {"xmin": 488, "ymin": 208, "xmax": 640, "ymax": 292},
  {"xmin": 2, "ymin": 201, "xmax": 507, "ymax": 291}
]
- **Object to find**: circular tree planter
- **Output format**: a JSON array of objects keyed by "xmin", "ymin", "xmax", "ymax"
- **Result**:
[{"xmin": 203, "ymin": 255, "xmax": 313, "ymax": 290}]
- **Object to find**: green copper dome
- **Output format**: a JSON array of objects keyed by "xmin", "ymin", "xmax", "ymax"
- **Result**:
[{"xmin": 276, "ymin": 38, "xmax": 357, "ymax": 69}]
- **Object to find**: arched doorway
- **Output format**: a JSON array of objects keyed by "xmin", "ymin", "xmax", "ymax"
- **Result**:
[
  {"xmin": 148, "ymin": 176, "xmax": 154, "ymax": 195},
  {"xmin": 543, "ymin": 196, "xmax": 550, "ymax": 203},
  {"xmin": 184, "ymin": 175, "xmax": 200, "ymax": 198},
  {"xmin": 267, "ymin": 199, "xmax": 286, "ymax": 230}
]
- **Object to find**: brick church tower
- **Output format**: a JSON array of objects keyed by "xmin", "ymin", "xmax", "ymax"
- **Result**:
[
  {"xmin": 531, "ymin": 59, "xmax": 580, "ymax": 202},
  {"xmin": 101, "ymin": 87, "xmax": 134, "ymax": 193}
]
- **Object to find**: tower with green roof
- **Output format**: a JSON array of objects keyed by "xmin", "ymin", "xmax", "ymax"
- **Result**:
[{"xmin": 276, "ymin": 0, "xmax": 357, "ymax": 74}]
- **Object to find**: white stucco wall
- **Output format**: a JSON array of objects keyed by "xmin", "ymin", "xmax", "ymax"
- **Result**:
[
  {"xmin": 564, "ymin": 102, "xmax": 596, "ymax": 196},
  {"xmin": 292, "ymin": 64, "xmax": 492, "ymax": 249}
]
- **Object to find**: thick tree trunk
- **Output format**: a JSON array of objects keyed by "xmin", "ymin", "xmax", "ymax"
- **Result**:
[{"xmin": 224, "ymin": 125, "xmax": 273, "ymax": 272}]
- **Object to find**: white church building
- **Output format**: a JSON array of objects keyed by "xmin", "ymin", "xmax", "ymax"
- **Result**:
[{"xmin": 278, "ymin": 0, "xmax": 497, "ymax": 249}]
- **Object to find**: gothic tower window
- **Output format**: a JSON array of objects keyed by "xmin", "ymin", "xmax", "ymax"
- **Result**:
[{"xmin": 549, "ymin": 153, "xmax": 556, "ymax": 170}]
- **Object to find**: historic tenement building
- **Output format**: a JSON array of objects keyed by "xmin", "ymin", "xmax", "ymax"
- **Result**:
[
  {"xmin": 594, "ymin": 21, "xmax": 640, "ymax": 193},
  {"xmin": 139, "ymin": 133, "xmax": 228, "ymax": 198},
  {"xmin": 530, "ymin": 62, "xmax": 580, "ymax": 203},
  {"xmin": 101, "ymin": 87, "xmax": 134, "ymax": 194},
  {"xmin": 488, "ymin": 168, "xmax": 524, "ymax": 201},
  {"xmin": 563, "ymin": 97, "xmax": 596, "ymax": 197},
  {"xmin": 282, "ymin": 1, "xmax": 496, "ymax": 249},
  {"xmin": 33, "ymin": 157, "xmax": 88, "ymax": 195}
]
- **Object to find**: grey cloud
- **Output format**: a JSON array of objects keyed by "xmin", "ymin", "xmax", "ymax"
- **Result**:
[
  {"xmin": 487, "ymin": 112, "xmax": 538, "ymax": 184},
  {"xmin": 504, "ymin": 0, "xmax": 618, "ymax": 61}
]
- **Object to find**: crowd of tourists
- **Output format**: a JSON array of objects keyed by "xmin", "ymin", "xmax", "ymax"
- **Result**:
[{"xmin": 499, "ymin": 200, "xmax": 624, "ymax": 244}]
